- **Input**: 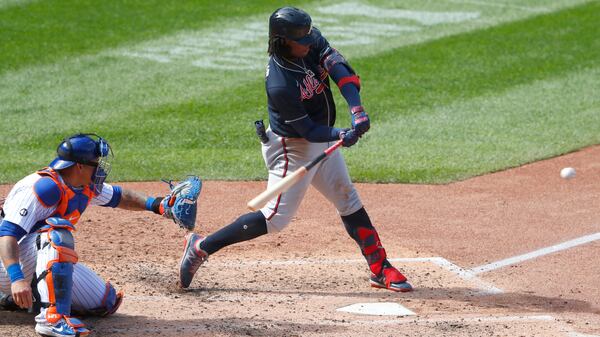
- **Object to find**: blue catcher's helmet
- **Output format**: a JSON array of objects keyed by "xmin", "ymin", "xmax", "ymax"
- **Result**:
[
  {"xmin": 49, "ymin": 133, "xmax": 113, "ymax": 191},
  {"xmin": 269, "ymin": 7, "xmax": 318, "ymax": 46}
]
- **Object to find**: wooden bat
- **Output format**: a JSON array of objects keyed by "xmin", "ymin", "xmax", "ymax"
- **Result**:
[{"xmin": 247, "ymin": 140, "xmax": 343, "ymax": 211}]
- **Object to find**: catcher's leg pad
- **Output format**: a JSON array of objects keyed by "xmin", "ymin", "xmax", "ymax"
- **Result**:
[{"xmin": 37, "ymin": 217, "xmax": 78, "ymax": 319}]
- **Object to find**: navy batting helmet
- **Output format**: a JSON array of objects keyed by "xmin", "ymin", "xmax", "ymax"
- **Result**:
[
  {"xmin": 269, "ymin": 7, "xmax": 318, "ymax": 45},
  {"xmin": 268, "ymin": 7, "xmax": 318, "ymax": 56}
]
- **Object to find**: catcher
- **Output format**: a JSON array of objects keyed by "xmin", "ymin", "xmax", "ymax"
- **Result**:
[{"xmin": 0, "ymin": 133, "xmax": 200, "ymax": 337}]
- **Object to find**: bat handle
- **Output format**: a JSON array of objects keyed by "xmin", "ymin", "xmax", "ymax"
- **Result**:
[{"xmin": 325, "ymin": 140, "xmax": 343, "ymax": 155}]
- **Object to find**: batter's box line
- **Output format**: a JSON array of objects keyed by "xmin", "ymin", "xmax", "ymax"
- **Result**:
[{"xmin": 210, "ymin": 256, "xmax": 503, "ymax": 295}]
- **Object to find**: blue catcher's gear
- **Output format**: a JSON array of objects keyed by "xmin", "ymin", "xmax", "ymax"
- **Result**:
[
  {"xmin": 37, "ymin": 217, "xmax": 78, "ymax": 321},
  {"xmin": 49, "ymin": 133, "xmax": 113, "ymax": 193},
  {"xmin": 161, "ymin": 176, "xmax": 202, "ymax": 230}
]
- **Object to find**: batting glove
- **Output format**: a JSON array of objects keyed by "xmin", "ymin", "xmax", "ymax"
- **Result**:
[
  {"xmin": 351, "ymin": 106, "xmax": 370, "ymax": 136},
  {"xmin": 339, "ymin": 128, "xmax": 359, "ymax": 147}
]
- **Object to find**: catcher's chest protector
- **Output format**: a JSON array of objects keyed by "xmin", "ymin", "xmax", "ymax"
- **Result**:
[{"xmin": 36, "ymin": 168, "xmax": 96, "ymax": 224}]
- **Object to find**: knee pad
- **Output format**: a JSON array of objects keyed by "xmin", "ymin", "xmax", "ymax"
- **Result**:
[{"xmin": 37, "ymin": 217, "xmax": 78, "ymax": 318}]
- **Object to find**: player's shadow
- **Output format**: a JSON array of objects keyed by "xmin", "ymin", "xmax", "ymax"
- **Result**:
[
  {"xmin": 0, "ymin": 311, "xmax": 346, "ymax": 337},
  {"xmin": 0, "ymin": 310, "xmax": 32, "ymax": 326},
  {"xmin": 411, "ymin": 286, "xmax": 600, "ymax": 314},
  {"xmin": 183, "ymin": 285, "xmax": 599, "ymax": 315}
]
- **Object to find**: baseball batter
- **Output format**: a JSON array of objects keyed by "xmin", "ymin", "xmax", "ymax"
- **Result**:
[
  {"xmin": 0, "ymin": 133, "xmax": 197, "ymax": 337},
  {"xmin": 179, "ymin": 7, "xmax": 412, "ymax": 293}
]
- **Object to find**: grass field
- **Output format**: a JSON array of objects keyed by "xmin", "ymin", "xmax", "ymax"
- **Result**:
[{"xmin": 0, "ymin": 0, "xmax": 598, "ymax": 183}]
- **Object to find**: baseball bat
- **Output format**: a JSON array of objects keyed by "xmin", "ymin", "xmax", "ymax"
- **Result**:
[{"xmin": 247, "ymin": 140, "xmax": 343, "ymax": 211}]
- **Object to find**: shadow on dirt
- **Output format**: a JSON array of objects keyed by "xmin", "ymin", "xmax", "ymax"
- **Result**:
[
  {"xmin": 0, "ymin": 311, "xmax": 346, "ymax": 337},
  {"xmin": 182, "ymin": 285, "xmax": 600, "ymax": 315}
]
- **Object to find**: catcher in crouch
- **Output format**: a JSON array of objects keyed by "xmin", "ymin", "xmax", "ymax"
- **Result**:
[{"xmin": 0, "ymin": 133, "xmax": 200, "ymax": 337}]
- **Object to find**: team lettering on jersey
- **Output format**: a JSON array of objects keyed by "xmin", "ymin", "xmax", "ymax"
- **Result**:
[{"xmin": 299, "ymin": 67, "xmax": 328, "ymax": 101}]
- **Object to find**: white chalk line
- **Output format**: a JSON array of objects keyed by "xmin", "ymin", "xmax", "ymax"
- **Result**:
[
  {"xmin": 182, "ymin": 256, "xmax": 503, "ymax": 295},
  {"xmin": 349, "ymin": 313, "xmax": 555, "ymax": 325},
  {"xmin": 569, "ymin": 332, "xmax": 600, "ymax": 337},
  {"xmin": 426, "ymin": 257, "xmax": 503, "ymax": 295},
  {"xmin": 470, "ymin": 232, "xmax": 600, "ymax": 275}
]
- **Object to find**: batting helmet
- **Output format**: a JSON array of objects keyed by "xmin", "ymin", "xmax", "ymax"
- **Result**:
[{"xmin": 268, "ymin": 7, "xmax": 318, "ymax": 56}]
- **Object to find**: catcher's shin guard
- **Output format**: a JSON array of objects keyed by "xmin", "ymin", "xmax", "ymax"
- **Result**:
[{"xmin": 36, "ymin": 218, "xmax": 79, "ymax": 322}]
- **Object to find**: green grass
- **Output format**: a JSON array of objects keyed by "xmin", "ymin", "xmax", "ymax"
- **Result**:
[
  {"xmin": 349, "ymin": 0, "xmax": 600, "ymax": 182},
  {"xmin": 0, "ymin": 1, "xmax": 598, "ymax": 184},
  {"xmin": 0, "ymin": 0, "xmax": 297, "ymax": 74}
]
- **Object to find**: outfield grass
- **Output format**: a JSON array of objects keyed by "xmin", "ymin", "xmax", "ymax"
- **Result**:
[
  {"xmin": 0, "ymin": 1, "xmax": 598, "ymax": 184},
  {"xmin": 0, "ymin": 0, "xmax": 285, "ymax": 74}
]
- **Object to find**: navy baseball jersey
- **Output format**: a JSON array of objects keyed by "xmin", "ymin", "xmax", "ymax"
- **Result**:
[{"xmin": 266, "ymin": 29, "xmax": 337, "ymax": 138}]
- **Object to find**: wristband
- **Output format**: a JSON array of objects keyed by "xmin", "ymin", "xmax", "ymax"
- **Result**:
[
  {"xmin": 145, "ymin": 197, "xmax": 164, "ymax": 215},
  {"xmin": 7, "ymin": 263, "xmax": 24, "ymax": 283},
  {"xmin": 351, "ymin": 105, "xmax": 365, "ymax": 115}
]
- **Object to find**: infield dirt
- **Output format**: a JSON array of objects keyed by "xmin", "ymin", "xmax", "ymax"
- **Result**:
[{"xmin": 2, "ymin": 146, "xmax": 600, "ymax": 336}]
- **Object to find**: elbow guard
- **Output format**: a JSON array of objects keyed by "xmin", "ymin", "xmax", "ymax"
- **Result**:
[{"xmin": 321, "ymin": 47, "xmax": 360, "ymax": 91}]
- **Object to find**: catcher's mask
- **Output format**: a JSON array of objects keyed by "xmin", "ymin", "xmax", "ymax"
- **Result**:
[
  {"xmin": 268, "ymin": 7, "xmax": 319, "ymax": 56},
  {"xmin": 49, "ymin": 133, "xmax": 113, "ymax": 193}
]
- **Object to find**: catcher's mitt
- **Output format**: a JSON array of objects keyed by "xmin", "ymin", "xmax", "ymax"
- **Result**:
[{"xmin": 161, "ymin": 176, "xmax": 202, "ymax": 230}]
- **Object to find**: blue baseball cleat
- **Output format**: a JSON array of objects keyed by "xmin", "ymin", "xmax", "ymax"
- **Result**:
[
  {"xmin": 179, "ymin": 232, "xmax": 208, "ymax": 288},
  {"xmin": 35, "ymin": 317, "xmax": 90, "ymax": 337}
]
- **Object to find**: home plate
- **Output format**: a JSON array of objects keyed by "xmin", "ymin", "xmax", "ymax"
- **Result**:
[{"xmin": 337, "ymin": 302, "xmax": 416, "ymax": 316}]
